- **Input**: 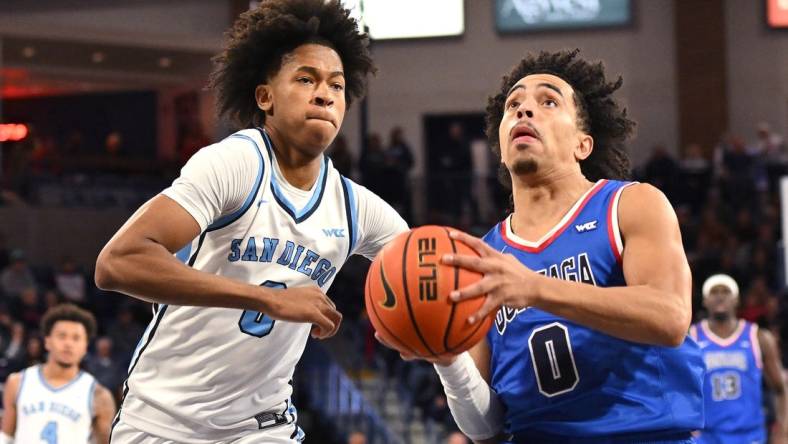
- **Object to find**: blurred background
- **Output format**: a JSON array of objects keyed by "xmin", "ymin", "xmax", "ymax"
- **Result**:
[{"xmin": 0, "ymin": 0, "xmax": 787, "ymax": 443}]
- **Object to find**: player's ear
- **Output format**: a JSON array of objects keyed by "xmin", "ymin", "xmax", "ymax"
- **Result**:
[
  {"xmin": 575, "ymin": 133, "xmax": 593, "ymax": 161},
  {"xmin": 255, "ymin": 84, "xmax": 273, "ymax": 114}
]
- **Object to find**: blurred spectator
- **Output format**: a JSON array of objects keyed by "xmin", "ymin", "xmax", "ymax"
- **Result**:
[
  {"xmin": 359, "ymin": 133, "xmax": 386, "ymax": 195},
  {"xmin": 739, "ymin": 276, "xmax": 777, "ymax": 326},
  {"xmin": 718, "ymin": 135, "xmax": 757, "ymax": 207},
  {"xmin": 328, "ymin": 134, "xmax": 354, "ymax": 178},
  {"xmin": 25, "ymin": 336, "xmax": 45, "ymax": 367},
  {"xmin": 1, "ymin": 322, "xmax": 27, "ymax": 375},
  {"xmin": 42, "ymin": 289, "xmax": 61, "ymax": 312},
  {"xmin": 433, "ymin": 122, "xmax": 475, "ymax": 223},
  {"xmin": 640, "ymin": 145, "xmax": 679, "ymax": 203},
  {"xmin": 178, "ymin": 123, "xmax": 211, "ymax": 165},
  {"xmin": 1, "ymin": 249, "xmax": 37, "ymax": 298},
  {"xmin": 446, "ymin": 431, "xmax": 470, "ymax": 444},
  {"xmin": 55, "ymin": 257, "xmax": 87, "ymax": 304},
  {"xmin": 86, "ymin": 336, "xmax": 122, "ymax": 395},
  {"xmin": 381, "ymin": 127, "xmax": 415, "ymax": 221},
  {"xmin": 107, "ymin": 306, "xmax": 146, "ymax": 363},
  {"xmin": 16, "ymin": 287, "xmax": 42, "ymax": 331},
  {"xmin": 105, "ymin": 131, "xmax": 124, "ymax": 157},
  {"xmin": 678, "ymin": 143, "xmax": 711, "ymax": 213},
  {"xmin": 752, "ymin": 121, "xmax": 785, "ymax": 160},
  {"xmin": 347, "ymin": 431, "xmax": 367, "ymax": 444}
]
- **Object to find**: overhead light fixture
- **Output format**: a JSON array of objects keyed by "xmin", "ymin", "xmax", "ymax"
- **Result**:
[
  {"xmin": 92, "ymin": 51, "xmax": 105, "ymax": 63},
  {"xmin": 21, "ymin": 47, "xmax": 36, "ymax": 58},
  {"xmin": 158, "ymin": 56, "xmax": 172, "ymax": 68}
]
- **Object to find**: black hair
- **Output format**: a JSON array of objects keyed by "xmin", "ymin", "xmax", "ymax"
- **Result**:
[
  {"xmin": 41, "ymin": 303, "xmax": 97, "ymax": 339},
  {"xmin": 485, "ymin": 49, "xmax": 635, "ymax": 190},
  {"xmin": 209, "ymin": 0, "xmax": 375, "ymax": 128}
]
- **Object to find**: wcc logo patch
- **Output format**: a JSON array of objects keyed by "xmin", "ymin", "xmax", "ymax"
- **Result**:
[
  {"xmin": 322, "ymin": 228, "xmax": 346, "ymax": 238},
  {"xmin": 574, "ymin": 220, "xmax": 598, "ymax": 233}
]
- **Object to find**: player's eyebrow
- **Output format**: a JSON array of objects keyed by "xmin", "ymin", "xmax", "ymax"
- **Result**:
[
  {"xmin": 506, "ymin": 82, "xmax": 565, "ymax": 99},
  {"xmin": 296, "ymin": 65, "xmax": 344, "ymax": 79}
]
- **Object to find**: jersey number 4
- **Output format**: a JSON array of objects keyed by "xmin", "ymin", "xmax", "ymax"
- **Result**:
[
  {"xmin": 529, "ymin": 322, "xmax": 580, "ymax": 397},
  {"xmin": 41, "ymin": 421, "xmax": 58, "ymax": 444},
  {"xmin": 238, "ymin": 280, "xmax": 286, "ymax": 337}
]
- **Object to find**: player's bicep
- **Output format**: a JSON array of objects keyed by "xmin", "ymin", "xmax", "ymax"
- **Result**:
[
  {"xmin": 103, "ymin": 195, "xmax": 201, "ymax": 257},
  {"xmin": 2, "ymin": 373, "xmax": 20, "ymax": 435},
  {"xmin": 619, "ymin": 184, "xmax": 691, "ymax": 300},
  {"xmin": 353, "ymin": 185, "xmax": 409, "ymax": 259}
]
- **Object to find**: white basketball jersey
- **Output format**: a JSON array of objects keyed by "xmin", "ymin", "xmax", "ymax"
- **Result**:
[
  {"xmin": 118, "ymin": 128, "xmax": 407, "ymax": 442},
  {"xmin": 15, "ymin": 365, "xmax": 96, "ymax": 444}
]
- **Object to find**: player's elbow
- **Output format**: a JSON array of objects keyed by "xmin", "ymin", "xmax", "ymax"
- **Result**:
[
  {"xmin": 94, "ymin": 244, "xmax": 125, "ymax": 291},
  {"xmin": 657, "ymin": 304, "xmax": 692, "ymax": 348}
]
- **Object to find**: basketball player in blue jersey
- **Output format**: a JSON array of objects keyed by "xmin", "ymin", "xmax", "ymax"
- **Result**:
[
  {"xmin": 690, "ymin": 274, "xmax": 786, "ymax": 444},
  {"xmin": 95, "ymin": 1, "xmax": 407, "ymax": 443},
  {"xmin": 2, "ymin": 304, "xmax": 116, "ymax": 444},
  {"xmin": 378, "ymin": 50, "xmax": 704, "ymax": 443}
]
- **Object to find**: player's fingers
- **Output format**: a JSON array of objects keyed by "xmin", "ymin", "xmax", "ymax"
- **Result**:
[
  {"xmin": 467, "ymin": 297, "xmax": 500, "ymax": 325},
  {"xmin": 449, "ymin": 276, "xmax": 496, "ymax": 302},
  {"xmin": 441, "ymin": 253, "xmax": 494, "ymax": 273},
  {"xmin": 449, "ymin": 230, "xmax": 497, "ymax": 256},
  {"xmin": 326, "ymin": 310, "xmax": 342, "ymax": 337},
  {"xmin": 310, "ymin": 312, "xmax": 336, "ymax": 339}
]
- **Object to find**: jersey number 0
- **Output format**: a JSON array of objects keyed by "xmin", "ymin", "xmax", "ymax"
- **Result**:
[{"xmin": 238, "ymin": 280, "xmax": 287, "ymax": 337}]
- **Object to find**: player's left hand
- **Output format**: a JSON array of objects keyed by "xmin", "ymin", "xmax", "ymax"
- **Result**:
[{"xmin": 441, "ymin": 230, "xmax": 545, "ymax": 324}]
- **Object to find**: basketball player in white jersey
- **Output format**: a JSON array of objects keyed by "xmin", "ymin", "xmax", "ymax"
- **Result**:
[
  {"xmin": 1, "ymin": 304, "xmax": 116, "ymax": 444},
  {"xmin": 94, "ymin": 1, "xmax": 407, "ymax": 443}
]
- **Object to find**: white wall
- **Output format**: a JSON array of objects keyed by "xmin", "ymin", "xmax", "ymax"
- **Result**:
[
  {"xmin": 341, "ymin": 0, "xmax": 678, "ymax": 177},
  {"xmin": 0, "ymin": 0, "xmax": 228, "ymax": 51},
  {"xmin": 725, "ymin": 0, "xmax": 788, "ymax": 143}
]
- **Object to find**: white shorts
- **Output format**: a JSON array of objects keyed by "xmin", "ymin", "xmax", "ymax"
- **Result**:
[{"xmin": 110, "ymin": 418, "xmax": 306, "ymax": 444}]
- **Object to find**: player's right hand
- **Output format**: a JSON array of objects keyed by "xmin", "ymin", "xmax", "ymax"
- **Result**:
[{"xmin": 261, "ymin": 286, "xmax": 342, "ymax": 339}]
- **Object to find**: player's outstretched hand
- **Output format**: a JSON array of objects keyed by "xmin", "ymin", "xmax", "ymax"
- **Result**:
[
  {"xmin": 265, "ymin": 286, "xmax": 342, "ymax": 339},
  {"xmin": 441, "ymin": 230, "xmax": 544, "ymax": 325},
  {"xmin": 373, "ymin": 332, "xmax": 457, "ymax": 367}
]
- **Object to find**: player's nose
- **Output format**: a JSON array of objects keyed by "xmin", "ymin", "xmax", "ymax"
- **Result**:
[{"xmin": 313, "ymin": 84, "xmax": 333, "ymax": 108}]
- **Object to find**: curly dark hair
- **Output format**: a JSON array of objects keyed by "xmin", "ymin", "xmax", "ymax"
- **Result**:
[
  {"xmin": 41, "ymin": 303, "xmax": 97, "ymax": 339},
  {"xmin": 209, "ymin": 0, "xmax": 374, "ymax": 128},
  {"xmin": 486, "ymin": 49, "xmax": 635, "ymax": 189}
]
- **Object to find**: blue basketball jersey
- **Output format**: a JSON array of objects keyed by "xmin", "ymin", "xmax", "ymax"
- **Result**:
[
  {"xmin": 690, "ymin": 320, "xmax": 764, "ymax": 435},
  {"xmin": 483, "ymin": 179, "xmax": 705, "ymax": 442}
]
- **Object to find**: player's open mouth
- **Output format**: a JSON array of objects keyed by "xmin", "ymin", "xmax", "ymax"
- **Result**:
[{"xmin": 510, "ymin": 124, "xmax": 540, "ymax": 144}]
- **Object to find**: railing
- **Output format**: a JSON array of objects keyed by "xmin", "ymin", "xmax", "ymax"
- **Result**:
[{"xmin": 296, "ymin": 341, "xmax": 402, "ymax": 444}]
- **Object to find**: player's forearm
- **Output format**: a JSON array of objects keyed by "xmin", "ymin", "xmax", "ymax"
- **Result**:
[
  {"xmin": 775, "ymin": 390, "xmax": 788, "ymax": 436},
  {"xmin": 532, "ymin": 277, "xmax": 690, "ymax": 347},
  {"xmin": 95, "ymin": 240, "xmax": 270, "ymax": 311}
]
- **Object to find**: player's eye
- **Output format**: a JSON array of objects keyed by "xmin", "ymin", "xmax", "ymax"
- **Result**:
[
  {"xmin": 297, "ymin": 77, "xmax": 313, "ymax": 85},
  {"xmin": 506, "ymin": 100, "xmax": 519, "ymax": 110},
  {"xmin": 331, "ymin": 83, "xmax": 344, "ymax": 92},
  {"xmin": 544, "ymin": 99, "xmax": 558, "ymax": 108}
]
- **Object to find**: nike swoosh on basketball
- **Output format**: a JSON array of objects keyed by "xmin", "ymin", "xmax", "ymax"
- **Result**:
[{"xmin": 379, "ymin": 264, "xmax": 397, "ymax": 309}]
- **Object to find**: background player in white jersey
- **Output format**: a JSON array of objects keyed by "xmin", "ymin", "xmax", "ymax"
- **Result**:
[
  {"xmin": 94, "ymin": 1, "xmax": 407, "ymax": 443},
  {"xmin": 1, "ymin": 304, "xmax": 116, "ymax": 444}
]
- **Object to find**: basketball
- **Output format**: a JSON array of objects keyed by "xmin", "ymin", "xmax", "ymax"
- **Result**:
[{"xmin": 364, "ymin": 225, "xmax": 493, "ymax": 359}]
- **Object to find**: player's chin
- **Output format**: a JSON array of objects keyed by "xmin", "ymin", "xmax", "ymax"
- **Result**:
[{"xmin": 301, "ymin": 127, "xmax": 337, "ymax": 153}]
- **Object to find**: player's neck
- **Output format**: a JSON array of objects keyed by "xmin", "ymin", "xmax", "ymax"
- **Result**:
[
  {"xmin": 264, "ymin": 126, "xmax": 323, "ymax": 190},
  {"xmin": 707, "ymin": 317, "xmax": 740, "ymax": 338},
  {"xmin": 509, "ymin": 172, "xmax": 594, "ymax": 240},
  {"xmin": 41, "ymin": 360, "xmax": 81, "ymax": 387}
]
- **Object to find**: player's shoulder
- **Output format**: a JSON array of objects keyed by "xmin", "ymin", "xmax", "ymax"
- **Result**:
[
  {"xmin": 617, "ymin": 182, "xmax": 676, "ymax": 230},
  {"xmin": 192, "ymin": 129, "xmax": 265, "ymax": 163},
  {"xmin": 3, "ymin": 370, "xmax": 24, "ymax": 401}
]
